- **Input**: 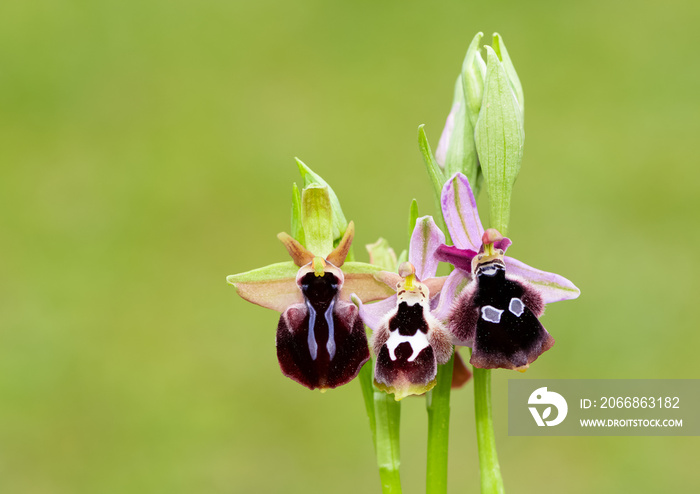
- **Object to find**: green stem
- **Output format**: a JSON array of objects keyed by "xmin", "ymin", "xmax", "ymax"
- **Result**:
[
  {"xmin": 359, "ymin": 362, "xmax": 377, "ymax": 446},
  {"xmin": 359, "ymin": 360, "xmax": 402, "ymax": 494},
  {"xmin": 473, "ymin": 367, "xmax": 504, "ymax": 494},
  {"xmin": 425, "ymin": 353, "xmax": 454, "ymax": 494},
  {"xmin": 375, "ymin": 389, "xmax": 402, "ymax": 493}
]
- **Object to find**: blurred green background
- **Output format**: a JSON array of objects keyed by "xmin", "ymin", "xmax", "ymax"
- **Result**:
[{"xmin": 1, "ymin": 0, "xmax": 699, "ymax": 492}]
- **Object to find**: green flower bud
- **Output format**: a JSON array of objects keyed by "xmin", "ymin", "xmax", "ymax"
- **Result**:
[
  {"xmin": 420, "ymin": 32, "xmax": 525, "ymax": 235},
  {"xmin": 474, "ymin": 45, "xmax": 525, "ymax": 235}
]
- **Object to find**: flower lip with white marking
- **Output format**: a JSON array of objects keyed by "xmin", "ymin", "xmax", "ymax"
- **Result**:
[
  {"xmin": 228, "ymin": 218, "xmax": 396, "ymax": 390},
  {"xmin": 432, "ymin": 173, "xmax": 580, "ymax": 371},
  {"xmin": 353, "ymin": 217, "xmax": 457, "ymax": 400}
]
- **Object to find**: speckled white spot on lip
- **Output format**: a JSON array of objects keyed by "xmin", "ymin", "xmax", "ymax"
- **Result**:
[
  {"xmin": 481, "ymin": 305, "xmax": 503, "ymax": 323},
  {"xmin": 509, "ymin": 297, "xmax": 524, "ymax": 317}
]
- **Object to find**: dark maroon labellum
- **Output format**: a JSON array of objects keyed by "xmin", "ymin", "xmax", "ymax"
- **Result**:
[
  {"xmin": 276, "ymin": 272, "xmax": 369, "ymax": 389},
  {"xmin": 375, "ymin": 301, "xmax": 437, "ymax": 392},
  {"xmin": 450, "ymin": 260, "xmax": 553, "ymax": 370}
]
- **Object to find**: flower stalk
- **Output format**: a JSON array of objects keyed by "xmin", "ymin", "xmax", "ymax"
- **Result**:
[
  {"xmin": 425, "ymin": 354, "xmax": 454, "ymax": 494},
  {"xmin": 473, "ymin": 366, "xmax": 504, "ymax": 494},
  {"xmin": 359, "ymin": 361, "xmax": 403, "ymax": 494},
  {"xmin": 375, "ymin": 383, "xmax": 402, "ymax": 493}
]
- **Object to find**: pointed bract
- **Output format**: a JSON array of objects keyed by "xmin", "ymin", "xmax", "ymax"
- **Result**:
[{"xmin": 418, "ymin": 125, "xmax": 447, "ymax": 202}]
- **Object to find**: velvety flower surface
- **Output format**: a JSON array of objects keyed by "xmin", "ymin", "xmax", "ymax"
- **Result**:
[
  {"xmin": 228, "ymin": 219, "xmax": 395, "ymax": 390},
  {"xmin": 434, "ymin": 173, "xmax": 580, "ymax": 371},
  {"xmin": 355, "ymin": 216, "xmax": 454, "ymax": 400}
]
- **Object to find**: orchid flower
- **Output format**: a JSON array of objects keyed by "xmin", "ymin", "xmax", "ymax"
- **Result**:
[
  {"xmin": 434, "ymin": 173, "xmax": 580, "ymax": 371},
  {"xmin": 227, "ymin": 185, "xmax": 394, "ymax": 390},
  {"xmin": 353, "ymin": 216, "xmax": 456, "ymax": 400}
]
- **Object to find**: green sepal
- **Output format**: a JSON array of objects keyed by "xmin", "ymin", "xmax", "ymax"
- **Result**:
[
  {"xmin": 475, "ymin": 46, "xmax": 524, "ymax": 235},
  {"xmin": 290, "ymin": 182, "xmax": 305, "ymax": 245},
  {"xmin": 408, "ymin": 199, "xmax": 419, "ymax": 241},
  {"xmin": 366, "ymin": 238, "xmax": 398, "ymax": 272},
  {"xmin": 301, "ymin": 185, "xmax": 334, "ymax": 257},
  {"xmin": 492, "ymin": 32, "xmax": 524, "ymax": 115},
  {"xmin": 296, "ymin": 158, "xmax": 348, "ymax": 242},
  {"xmin": 226, "ymin": 261, "xmax": 301, "ymax": 312}
]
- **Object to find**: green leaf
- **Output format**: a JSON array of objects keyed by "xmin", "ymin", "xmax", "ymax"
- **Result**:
[
  {"xmin": 301, "ymin": 185, "xmax": 334, "ymax": 257},
  {"xmin": 296, "ymin": 158, "xmax": 348, "ymax": 242},
  {"xmin": 226, "ymin": 261, "xmax": 300, "ymax": 312},
  {"xmin": 474, "ymin": 46, "xmax": 525, "ymax": 235},
  {"xmin": 492, "ymin": 32, "xmax": 524, "ymax": 116},
  {"xmin": 290, "ymin": 182, "xmax": 305, "ymax": 245},
  {"xmin": 408, "ymin": 199, "xmax": 419, "ymax": 241}
]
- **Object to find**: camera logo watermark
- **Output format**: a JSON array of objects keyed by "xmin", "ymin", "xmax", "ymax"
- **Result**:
[{"xmin": 528, "ymin": 387, "xmax": 568, "ymax": 426}]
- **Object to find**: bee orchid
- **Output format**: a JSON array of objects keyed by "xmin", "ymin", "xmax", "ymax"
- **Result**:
[
  {"xmin": 227, "ymin": 186, "xmax": 394, "ymax": 390},
  {"xmin": 354, "ymin": 216, "xmax": 455, "ymax": 400},
  {"xmin": 435, "ymin": 173, "xmax": 580, "ymax": 371}
]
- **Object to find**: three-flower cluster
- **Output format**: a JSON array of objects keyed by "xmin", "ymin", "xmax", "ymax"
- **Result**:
[
  {"xmin": 228, "ymin": 163, "xmax": 579, "ymax": 399},
  {"xmin": 228, "ymin": 33, "xmax": 580, "ymax": 400}
]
